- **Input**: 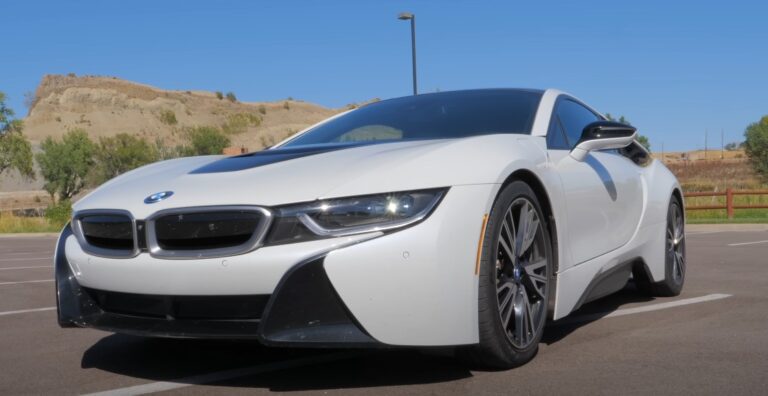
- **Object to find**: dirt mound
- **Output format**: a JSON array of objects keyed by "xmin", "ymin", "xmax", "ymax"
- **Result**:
[{"xmin": 23, "ymin": 74, "xmax": 339, "ymax": 149}]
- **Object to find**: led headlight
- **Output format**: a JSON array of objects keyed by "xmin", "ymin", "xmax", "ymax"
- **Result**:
[{"xmin": 265, "ymin": 188, "xmax": 447, "ymax": 245}]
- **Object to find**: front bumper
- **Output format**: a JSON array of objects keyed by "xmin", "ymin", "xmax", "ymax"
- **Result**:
[
  {"xmin": 56, "ymin": 224, "xmax": 376, "ymax": 346},
  {"xmin": 57, "ymin": 184, "xmax": 496, "ymax": 346}
]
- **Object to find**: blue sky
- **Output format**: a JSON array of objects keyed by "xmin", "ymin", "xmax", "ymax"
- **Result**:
[{"xmin": 1, "ymin": 0, "xmax": 766, "ymax": 151}]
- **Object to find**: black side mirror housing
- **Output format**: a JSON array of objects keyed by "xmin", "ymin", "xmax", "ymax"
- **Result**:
[
  {"xmin": 579, "ymin": 121, "xmax": 637, "ymax": 143},
  {"xmin": 570, "ymin": 121, "xmax": 638, "ymax": 161}
]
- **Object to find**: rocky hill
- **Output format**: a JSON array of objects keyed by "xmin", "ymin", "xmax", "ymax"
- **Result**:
[
  {"xmin": 1, "ymin": 74, "xmax": 343, "ymax": 192},
  {"xmin": 24, "ymin": 74, "xmax": 339, "ymax": 148}
]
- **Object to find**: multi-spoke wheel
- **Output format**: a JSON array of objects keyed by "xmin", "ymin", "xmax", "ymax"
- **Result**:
[
  {"xmin": 634, "ymin": 194, "xmax": 685, "ymax": 297},
  {"xmin": 667, "ymin": 200, "xmax": 685, "ymax": 285},
  {"xmin": 461, "ymin": 181, "xmax": 553, "ymax": 369},
  {"xmin": 495, "ymin": 198, "xmax": 549, "ymax": 349}
]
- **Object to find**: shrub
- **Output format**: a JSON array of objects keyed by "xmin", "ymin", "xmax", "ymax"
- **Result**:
[
  {"xmin": 283, "ymin": 101, "xmax": 290, "ymax": 110},
  {"xmin": 45, "ymin": 199, "xmax": 73, "ymax": 228},
  {"xmin": 215, "ymin": 91, "xmax": 224, "ymax": 100},
  {"xmin": 258, "ymin": 105, "xmax": 266, "ymax": 115},
  {"xmin": 226, "ymin": 92, "xmax": 237, "ymax": 102},
  {"xmin": 158, "ymin": 109, "xmax": 177, "ymax": 125},
  {"xmin": 177, "ymin": 126, "xmax": 231, "ymax": 156},
  {"xmin": 221, "ymin": 113, "xmax": 261, "ymax": 135},
  {"xmin": 92, "ymin": 133, "xmax": 159, "ymax": 184}
]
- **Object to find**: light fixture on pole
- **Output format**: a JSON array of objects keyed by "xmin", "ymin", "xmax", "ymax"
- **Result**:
[{"xmin": 398, "ymin": 12, "xmax": 417, "ymax": 95}]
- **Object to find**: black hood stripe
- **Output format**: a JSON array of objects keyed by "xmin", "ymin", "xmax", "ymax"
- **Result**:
[{"xmin": 189, "ymin": 141, "xmax": 382, "ymax": 174}]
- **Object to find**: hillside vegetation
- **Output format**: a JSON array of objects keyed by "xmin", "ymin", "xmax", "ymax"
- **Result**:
[
  {"xmin": 1, "ymin": 74, "xmax": 343, "ymax": 192},
  {"xmin": 24, "ymin": 74, "xmax": 338, "ymax": 148}
]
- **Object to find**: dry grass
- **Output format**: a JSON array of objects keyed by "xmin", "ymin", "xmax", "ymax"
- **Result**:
[
  {"xmin": 0, "ymin": 212, "xmax": 60, "ymax": 233},
  {"xmin": 663, "ymin": 156, "xmax": 768, "ymax": 222},
  {"xmin": 666, "ymin": 159, "xmax": 766, "ymax": 192}
]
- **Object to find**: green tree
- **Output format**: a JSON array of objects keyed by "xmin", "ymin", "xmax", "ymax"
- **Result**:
[
  {"xmin": 744, "ymin": 116, "xmax": 768, "ymax": 180},
  {"xmin": 36, "ymin": 129, "xmax": 96, "ymax": 202},
  {"xmin": 92, "ymin": 133, "xmax": 159, "ymax": 184},
  {"xmin": 0, "ymin": 92, "xmax": 35, "ymax": 178},
  {"xmin": 177, "ymin": 126, "xmax": 230, "ymax": 156},
  {"xmin": 636, "ymin": 135, "xmax": 651, "ymax": 151},
  {"xmin": 605, "ymin": 113, "xmax": 650, "ymax": 151},
  {"xmin": 225, "ymin": 92, "xmax": 237, "ymax": 102}
]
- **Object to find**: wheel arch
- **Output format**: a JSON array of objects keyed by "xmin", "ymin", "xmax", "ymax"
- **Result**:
[
  {"xmin": 499, "ymin": 169, "xmax": 560, "ymax": 318},
  {"xmin": 671, "ymin": 187, "xmax": 685, "ymax": 221}
]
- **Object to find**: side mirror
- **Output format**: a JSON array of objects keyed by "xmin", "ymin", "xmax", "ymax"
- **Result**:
[{"xmin": 570, "ymin": 121, "xmax": 637, "ymax": 161}]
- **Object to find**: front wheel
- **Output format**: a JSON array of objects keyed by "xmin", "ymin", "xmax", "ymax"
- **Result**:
[{"xmin": 460, "ymin": 181, "xmax": 553, "ymax": 369}]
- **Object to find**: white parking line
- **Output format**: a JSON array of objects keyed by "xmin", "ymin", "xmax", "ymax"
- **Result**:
[
  {"xmin": 554, "ymin": 293, "xmax": 732, "ymax": 326},
  {"xmin": 82, "ymin": 351, "xmax": 361, "ymax": 396},
  {"xmin": 727, "ymin": 240, "xmax": 768, "ymax": 247},
  {"xmin": 1, "ymin": 251, "xmax": 51, "ymax": 257},
  {"xmin": 0, "ymin": 279, "xmax": 54, "ymax": 286},
  {"xmin": 0, "ymin": 257, "xmax": 52, "ymax": 262},
  {"xmin": 0, "ymin": 307, "xmax": 56, "ymax": 317},
  {"xmin": 0, "ymin": 265, "xmax": 50, "ymax": 271}
]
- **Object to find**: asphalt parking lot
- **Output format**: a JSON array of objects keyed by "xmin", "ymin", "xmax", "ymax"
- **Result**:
[{"xmin": 1, "ymin": 225, "xmax": 767, "ymax": 395}]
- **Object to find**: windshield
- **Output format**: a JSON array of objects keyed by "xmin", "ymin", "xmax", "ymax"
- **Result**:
[{"xmin": 282, "ymin": 89, "xmax": 542, "ymax": 147}]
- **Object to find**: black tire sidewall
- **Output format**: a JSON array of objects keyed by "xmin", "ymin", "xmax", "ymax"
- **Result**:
[{"xmin": 476, "ymin": 181, "xmax": 553, "ymax": 366}]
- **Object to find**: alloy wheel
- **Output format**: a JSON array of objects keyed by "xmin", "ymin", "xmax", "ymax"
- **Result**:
[
  {"xmin": 667, "ymin": 203, "xmax": 685, "ymax": 284},
  {"xmin": 495, "ymin": 198, "xmax": 548, "ymax": 349}
]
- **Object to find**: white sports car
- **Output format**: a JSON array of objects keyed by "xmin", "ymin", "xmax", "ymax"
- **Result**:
[{"xmin": 56, "ymin": 89, "xmax": 685, "ymax": 368}]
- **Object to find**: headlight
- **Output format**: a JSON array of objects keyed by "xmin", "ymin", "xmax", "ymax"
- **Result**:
[{"xmin": 264, "ymin": 188, "xmax": 447, "ymax": 245}]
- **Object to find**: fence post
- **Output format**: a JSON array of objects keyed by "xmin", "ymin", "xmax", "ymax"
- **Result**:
[{"xmin": 726, "ymin": 188, "xmax": 734, "ymax": 219}]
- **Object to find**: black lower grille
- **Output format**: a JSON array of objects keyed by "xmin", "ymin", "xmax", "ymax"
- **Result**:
[
  {"xmin": 83, "ymin": 288, "xmax": 270, "ymax": 320},
  {"xmin": 79, "ymin": 214, "xmax": 134, "ymax": 250}
]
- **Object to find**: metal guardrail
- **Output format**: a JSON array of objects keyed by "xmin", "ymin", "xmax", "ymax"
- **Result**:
[{"xmin": 685, "ymin": 189, "xmax": 768, "ymax": 219}]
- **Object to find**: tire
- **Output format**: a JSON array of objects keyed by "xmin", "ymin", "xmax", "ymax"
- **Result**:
[
  {"xmin": 460, "ymin": 181, "xmax": 553, "ymax": 369},
  {"xmin": 634, "ymin": 194, "xmax": 685, "ymax": 297}
]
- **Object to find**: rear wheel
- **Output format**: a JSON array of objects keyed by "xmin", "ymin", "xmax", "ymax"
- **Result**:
[
  {"xmin": 461, "ymin": 181, "xmax": 552, "ymax": 369},
  {"xmin": 634, "ymin": 194, "xmax": 685, "ymax": 296}
]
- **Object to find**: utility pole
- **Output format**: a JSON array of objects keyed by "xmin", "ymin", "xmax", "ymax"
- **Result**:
[
  {"xmin": 704, "ymin": 129, "xmax": 708, "ymax": 160},
  {"xmin": 721, "ymin": 129, "xmax": 724, "ymax": 159}
]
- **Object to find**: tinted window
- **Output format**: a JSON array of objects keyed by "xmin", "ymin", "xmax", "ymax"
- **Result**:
[
  {"xmin": 556, "ymin": 99, "xmax": 599, "ymax": 149},
  {"xmin": 547, "ymin": 116, "xmax": 569, "ymax": 150},
  {"xmin": 283, "ymin": 90, "xmax": 542, "ymax": 147}
]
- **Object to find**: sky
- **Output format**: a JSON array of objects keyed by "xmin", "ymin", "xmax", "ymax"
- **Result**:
[{"xmin": 1, "ymin": 0, "xmax": 766, "ymax": 151}]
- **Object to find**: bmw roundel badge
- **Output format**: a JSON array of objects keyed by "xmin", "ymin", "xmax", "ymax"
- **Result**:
[{"xmin": 144, "ymin": 191, "xmax": 174, "ymax": 204}]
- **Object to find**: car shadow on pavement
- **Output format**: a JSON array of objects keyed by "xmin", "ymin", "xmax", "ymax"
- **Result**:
[
  {"xmin": 81, "ymin": 336, "xmax": 472, "ymax": 391},
  {"xmin": 542, "ymin": 281, "xmax": 655, "ymax": 345}
]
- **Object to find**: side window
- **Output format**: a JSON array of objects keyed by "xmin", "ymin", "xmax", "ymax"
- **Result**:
[
  {"xmin": 556, "ymin": 99, "xmax": 600, "ymax": 149},
  {"xmin": 547, "ymin": 116, "xmax": 569, "ymax": 150}
]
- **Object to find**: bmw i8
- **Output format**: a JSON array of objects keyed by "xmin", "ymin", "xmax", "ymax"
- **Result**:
[{"xmin": 55, "ymin": 89, "xmax": 685, "ymax": 368}]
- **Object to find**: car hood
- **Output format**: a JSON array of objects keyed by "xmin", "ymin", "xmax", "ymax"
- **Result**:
[{"xmin": 74, "ymin": 135, "xmax": 545, "ymax": 218}]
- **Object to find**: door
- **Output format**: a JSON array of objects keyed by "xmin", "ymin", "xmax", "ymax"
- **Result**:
[{"xmin": 547, "ymin": 98, "xmax": 644, "ymax": 266}]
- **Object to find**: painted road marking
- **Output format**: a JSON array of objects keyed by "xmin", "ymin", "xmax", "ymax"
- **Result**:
[
  {"xmin": 82, "ymin": 351, "xmax": 361, "ymax": 396},
  {"xmin": 0, "ymin": 279, "xmax": 54, "ymax": 286},
  {"xmin": 0, "ymin": 307, "xmax": 56, "ymax": 317},
  {"xmin": 554, "ymin": 293, "xmax": 732, "ymax": 326},
  {"xmin": 0, "ymin": 265, "xmax": 50, "ymax": 271},
  {"xmin": 0, "ymin": 257, "xmax": 52, "ymax": 262},
  {"xmin": 727, "ymin": 240, "xmax": 768, "ymax": 247}
]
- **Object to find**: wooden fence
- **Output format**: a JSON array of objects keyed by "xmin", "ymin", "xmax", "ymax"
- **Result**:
[{"xmin": 685, "ymin": 189, "xmax": 768, "ymax": 219}]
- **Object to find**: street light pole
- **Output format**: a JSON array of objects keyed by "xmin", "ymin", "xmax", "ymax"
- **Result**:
[{"xmin": 398, "ymin": 12, "xmax": 417, "ymax": 95}]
